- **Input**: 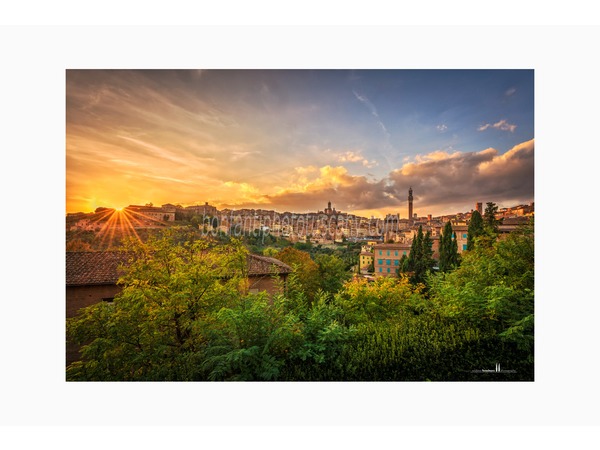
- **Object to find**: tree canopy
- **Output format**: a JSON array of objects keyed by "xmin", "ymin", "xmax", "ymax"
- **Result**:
[
  {"xmin": 401, "ymin": 225, "xmax": 435, "ymax": 285},
  {"xmin": 467, "ymin": 210, "xmax": 484, "ymax": 251},
  {"xmin": 439, "ymin": 221, "xmax": 459, "ymax": 272},
  {"xmin": 484, "ymin": 202, "xmax": 501, "ymax": 234},
  {"xmin": 67, "ymin": 222, "xmax": 534, "ymax": 381}
]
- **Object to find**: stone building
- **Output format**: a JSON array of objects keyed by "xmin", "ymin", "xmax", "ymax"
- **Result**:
[
  {"xmin": 125, "ymin": 205, "xmax": 175, "ymax": 222},
  {"xmin": 185, "ymin": 202, "xmax": 218, "ymax": 217}
]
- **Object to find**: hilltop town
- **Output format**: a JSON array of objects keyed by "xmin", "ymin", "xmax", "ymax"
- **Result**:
[{"xmin": 66, "ymin": 188, "xmax": 534, "ymax": 279}]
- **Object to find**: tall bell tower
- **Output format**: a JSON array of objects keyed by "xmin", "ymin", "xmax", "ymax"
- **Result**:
[{"xmin": 408, "ymin": 187, "xmax": 413, "ymax": 221}]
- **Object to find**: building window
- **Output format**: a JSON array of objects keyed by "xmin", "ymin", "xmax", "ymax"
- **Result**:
[
  {"xmin": 403, "ymin": 251, "xmax": 407, "ymax": 255},
  {"xmin": 386, "ymin": 259, "xmax": 391, "ymax": 265},
  {"xmin": 394, "ymin": 251, "xmax": 398, "ymax": 256},
  {"xmin": 379, "ymin": 267, "xmax": 382, "ymax": 272},
  {"xmin": 387, "ymin": 250, "xmax": 390, "ymax": 256},
  {"xmin": 387, "ymin": 268, "xmax": 390, "ymax": 273},
  {"xmin": 378, "ymin": 259, "xmax": 383, "ymax": 265},
  {"xmin": 462, "ymin": 233, "xmax": 467, "ymax": 239},
  {"xmin": 379, "ymin": 250, "xmax": 382, "ymax": 255},
  {"xmin": 462, "ymin": 244, "xmax": 467, "ymax": 251},
  {"xmin": 394, "ymin": 260, "xmax": 399, "ymax": 266}
]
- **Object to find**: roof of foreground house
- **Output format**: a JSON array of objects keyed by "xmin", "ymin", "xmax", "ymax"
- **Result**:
[
  {"xmin": 246, "ymin": 254, "xmax": 292, "ymax": 276},
  {"xmin": 66, "ymin": 251, "xmax": 130, "ymax": 286},
  {"xmin": 66, "ymin": 251, "xmax": 292, "ymax": 287}
]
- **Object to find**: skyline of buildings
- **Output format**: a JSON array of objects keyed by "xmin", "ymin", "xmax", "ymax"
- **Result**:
[{"xmin": 67, "ymin": 187, "xmax": 534, "ymax": 249}]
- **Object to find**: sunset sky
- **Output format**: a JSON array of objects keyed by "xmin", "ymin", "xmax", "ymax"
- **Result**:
[{"xmin": 66, "ymin": 69, "xmax": 534, "ymax": 218}]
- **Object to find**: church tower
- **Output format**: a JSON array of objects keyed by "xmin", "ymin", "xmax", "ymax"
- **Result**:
[{"xmin": 408, "ymin": 187, "xmax": 413, "ymax": 220}]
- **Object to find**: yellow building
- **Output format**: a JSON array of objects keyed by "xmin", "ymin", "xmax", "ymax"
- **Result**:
[
  {"xmin": 359, "ymin": 241, "xmax": 378, "ymax": 273},
  {"xmin": 359, "ymin": 251, "xmax": 374, "ymax": 272}
]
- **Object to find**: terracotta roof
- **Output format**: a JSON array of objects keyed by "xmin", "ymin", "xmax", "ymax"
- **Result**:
[
  {"xmin": 246, "ymin": 254, "xmax": 292, "ymax": 276},
  {"xmin": 66, "ymin": 251, "xmax": 291, "ymax": 286},
  {"xmin": 452, "ymin": 225, "xmax": 469, "ymax": 231},
  {"xmin": 502, "ymin": 217, "xmax": 530, "ymax": 225},
  {"xmin": 373, "ymin": 243, "xmax": 412, "ymax": 249},
  {"xmin": 66, "ymin": 251, "xmax": 130, "ymax": 286}
]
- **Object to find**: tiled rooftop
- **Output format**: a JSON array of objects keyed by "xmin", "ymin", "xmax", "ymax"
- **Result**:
[
  {"xmin": 246, "ymin": 254, "xmax": 292, "ymax": 276},
  {"xmin": 66, "ymin": 251, "xmax": 292, "ymax": 286},
  {"xmin": 66, "ymin": 251, "xmax": 130, "ymax": 286}
]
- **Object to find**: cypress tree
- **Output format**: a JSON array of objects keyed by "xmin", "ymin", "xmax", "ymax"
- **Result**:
[
  {"xmin": 407, "ymin": 226, "xmax": 423, "ymax": 274},
  {"xmin": 450, "ymin": 233, "xmax": 459, "ymax": 268},
  {"xmin": 405, "ymin": 226, "xmax": 434, "ymax": 284},
  {"xmin": 422, "ymin": 229, "xmax": 435, "ymax": 273},
  {"xmin": 439, "ymin": 221, "xmax": 459, "ymax": 272},
  {"xmin": 467, "ymin": 210, "xmax": 484, "ymax": 251},
  {"xmin": 439, "ymin": 221, "xmax": 448, "ymax": 271},
  {"xmin": 483, "ymin": 202, "xmax": 501, "ymax": 234}
]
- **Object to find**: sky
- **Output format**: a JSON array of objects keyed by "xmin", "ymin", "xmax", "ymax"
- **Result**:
[{"xmin": 66, "ymin": 69, "xmax": 534, "ymax": 218}]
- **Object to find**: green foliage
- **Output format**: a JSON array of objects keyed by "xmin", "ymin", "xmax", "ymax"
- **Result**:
[
  {"xmin": 67, "ymin": 222, "xmax": 534, "ymax": 381},
  {"xmin": 314, "ymin": 254, "xmax": 351, "ymax": 294},
  {"xmin": 332, "ymin": 277, "xmax": 422, "ymax": 324},
  {"xmin": 484, "ymin": 202, "xmax": 501, "ymax": 234},
  {"xmin": 275, "ymin": 247, "xmax": 321, "ymax": 301},
  {"xmin": 67, "ymin": 231, "xmax": 249, "ymax": 381},
  {"xmin": 336, "ymin": 316, "xmax": 488, "ymax": 381},
  {"xmin": 402, "ymin": 226, "xmax": 435, "ymax": 285},
  {"xmin": 439, "ymin": 221, "xmax": 459, "ymax": 272},
  {"xmin": 467, "ymin": 210, "xmax": 484, "ymax": 251},
  {"xmin": 262, "ymin": 247, "xmax": 279, "ymax": 257},
  {"xmin": 430, "ymin": 219, "xmax": 534, "ymax": 349},
  {"xmin": 201, "ymin": 293, "xmax": 302, "ymax": 381},
  {"xmin": 293, "ymin": 241, "xmax": 313, "ymax": 251},
  {"xmin": 291, "ymin": 291, "xmax": 351, "ymax": 363}
]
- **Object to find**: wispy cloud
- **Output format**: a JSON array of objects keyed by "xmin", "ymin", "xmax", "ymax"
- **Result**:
[
  {"xmin": 505, "ymin": 87, "xmax": 516, "ymax": 96},
  {"xmin": 352, "ymin": 89, "xmax": 390, "ymax": 137},
  {"xmin": 478, "ymin": 119, "xmax": 517, "ymax": 133},
  {"xmin": 436, "ymin": 124, "xmax": 448, "ymax": 132}
]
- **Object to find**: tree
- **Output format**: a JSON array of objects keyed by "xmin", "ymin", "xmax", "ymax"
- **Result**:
[
  {"xmin": 483, "ymin": 202, "xmax": 501, "ymax": 234},
  {"xmin": 467, "ymin": 210, "xmax": 484, "ymax": 251},
  {"xmin": 398, "ymin": 254, "xmax": 408, "ymax": 274},
  {"xmin": 430, "ymin": 219, "xmax": 534, "ymax": 352},
  {"xmin": 262, "ymin": 247, "xmax": 279, "ymax": 257},
  {"xmin": 439, "ymin": 221, "xmax": 459, "ymax": 272},
  {"xmin": 421, "ymin": 230, "xmax": 435, "ymax": 274},
  {"xmin": 314, "ymin": 254, "xmax": 351, "ymax": 294},
  {"xmin": 293, "ymin": 241, "xmax": 313, "ymax": 252},
  {"xmin": 333, "ymin": 276, "xmax": 419, "ymax": 324},
  {"xmin": 368, "ymin": 260, "xmax": 374, "ymax": 273},
  {"xmin": 402, "ymin": 226, "xmax": 435, "ymax": 285},
  {"xmin": 406, "ymin": 227, "xmax": 422, "ymax": 274},
  {"xmin": 201, "ymin": 293, "xmax": 302, "ymax": 381},
  {"xmin": 66, "ymin": 231, "xmax": 250, "ymax": 381},
  {"xmin": 275, "ymin": 247, "xmax": 320, "ymax": 300}
]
